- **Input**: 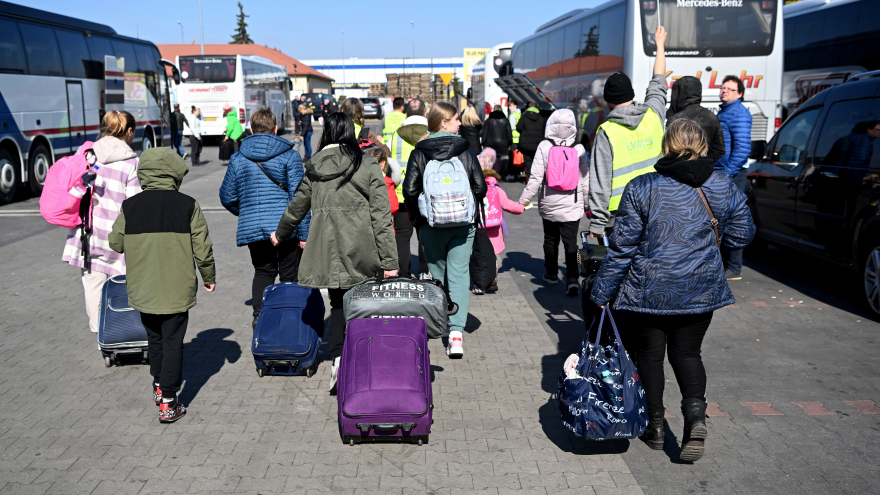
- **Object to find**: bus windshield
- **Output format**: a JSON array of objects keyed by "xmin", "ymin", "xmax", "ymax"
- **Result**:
[
  {"xmin": 640, "ymin": 0, "xmax": 777, "ymax": 57},
  {"xmin": 179, "ymin": 56, "xmax": 236, "ymax": 83}
]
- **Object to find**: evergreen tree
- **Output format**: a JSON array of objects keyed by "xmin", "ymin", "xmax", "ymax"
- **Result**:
[{"xmin": 230, "ymin": 2, "xmax": 254, "ymax": 44}]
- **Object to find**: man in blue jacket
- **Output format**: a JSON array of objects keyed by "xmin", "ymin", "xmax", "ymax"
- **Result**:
[
  {"xmin": 714, "ymin": 75, "xmax": 752, "ymax": 280},
  {"xmin": 220, "ymin": 107, "xmax": 311, "ymax": 328}
]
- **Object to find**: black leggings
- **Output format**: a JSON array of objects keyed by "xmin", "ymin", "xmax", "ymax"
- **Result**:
[
  {"xmin": 629, "ymin": 311, "xmax": 713, "ymax": 417},
  {"xmin": 542, "ymin": 218, "xmax": 580, "ymax": 279},
  {"xmin": 143, "ymin": 311, "xmax": 189, "ymax": 399},
  {"xmin": 248, "ymin": 239, "xmax": 299, "ymax": 315},
  {"xmin": 328, "ymin": 288, "xmax": 351, "ymax": 359}
]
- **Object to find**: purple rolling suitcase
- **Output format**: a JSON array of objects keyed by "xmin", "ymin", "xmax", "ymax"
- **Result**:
[{"xmin": 338, "ymin": 318, "xmax": 432, "ymax": 446}]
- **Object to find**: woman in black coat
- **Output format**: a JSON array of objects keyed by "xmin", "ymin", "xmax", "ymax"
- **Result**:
[
  {"xmin": 459, "ymin": 106, "xmax": 482, "ymax": 154},
  {"xmin": 515, "ymin": 103, "xmax": 546, "ymax": 177}
]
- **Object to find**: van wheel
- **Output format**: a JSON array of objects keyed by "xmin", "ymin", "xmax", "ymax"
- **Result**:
[
  {"xmin": 862, "ymin": 243, "xmax": 880, "ymax": 316},
  {"xmin": 142, "ymin": 130, "xmax": 154, "ymax": 153},
  {"xmin": 0, "ymin": 149, "xmax": 19, "ymax": 205},
  {"xmin": 28, "ymin": 143, "xmax": 51, "ymax": 197}
]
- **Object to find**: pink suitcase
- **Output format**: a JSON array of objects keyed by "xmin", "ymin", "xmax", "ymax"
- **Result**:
[{"xmin": 337, "ymin": 317, "xmax": 432, "ymax": 445}]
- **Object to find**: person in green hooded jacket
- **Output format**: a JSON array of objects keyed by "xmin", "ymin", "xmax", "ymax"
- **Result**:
[
  {"xmin": 109, "ymin": 147, "xmax": 216, "ymax": 424},
  {"xmin": 223, "ymin": 103, "xmax": 244, "ymax": 152},
  {"xmin": 271, "ymin": 112, "xmax": 398, "ymax": 393}
]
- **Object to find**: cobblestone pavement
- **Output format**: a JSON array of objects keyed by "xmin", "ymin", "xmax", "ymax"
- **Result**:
[{"xmin": 0, "ymin": 126, "xmax": 877, "ymax": 494}]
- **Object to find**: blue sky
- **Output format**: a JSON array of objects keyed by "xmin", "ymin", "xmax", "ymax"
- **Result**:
[{"xmin": 26, "ymin": 0, "xmax": 606, "ymax": 60}]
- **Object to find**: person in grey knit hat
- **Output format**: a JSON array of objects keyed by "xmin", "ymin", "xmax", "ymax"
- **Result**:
[{"xmin": 588, "ymin": 26, "xmax": 669, "ymax": 241}]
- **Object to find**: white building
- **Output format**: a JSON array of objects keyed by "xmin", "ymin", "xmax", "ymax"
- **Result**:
[{"xmin": 302, "ymin": 57, "xmax": 466, "ymax": 97}]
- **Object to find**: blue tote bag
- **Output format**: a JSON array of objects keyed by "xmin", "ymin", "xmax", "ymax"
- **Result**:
[{"xmin": 558, "ymin": 307, "xmax": 648, "ymax": 440}]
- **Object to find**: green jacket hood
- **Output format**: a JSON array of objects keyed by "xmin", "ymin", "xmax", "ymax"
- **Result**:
[
  {"xmin": 526, "ymin": 107, "xmax": 540, "ymax": 114},
  {"xmin": 306, "ymin": 145, "xmax": 354, "ymax": 180},
  {"xmin": 137, "ymin": 147, "xmax": 189, "ymax": 191},
  {"xmin": 398, "ymin": 115, "xmax": 428, "ymax": 145}
]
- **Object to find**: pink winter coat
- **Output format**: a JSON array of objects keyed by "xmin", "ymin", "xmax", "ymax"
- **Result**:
[
  {"xmin": 518, "ymin": 109, "xmax": 589, "ymax": 222},
  {"xmin": 484, "ymin": 176, "xmax": 524, "ymax": 254}
]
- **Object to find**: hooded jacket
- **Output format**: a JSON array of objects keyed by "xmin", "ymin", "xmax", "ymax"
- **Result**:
[
  {"xmin": 225, "ymin": 109, "xmax": 244, "ymax": 141},
  {"xmin": 62, "ymin": 136, "xmax": 141, "ymax": 276},
  {"xmin": 219, "ymin": 133, "xmax": 310, "ymax": 246},
  {"xmin": 516, "ymin": 107, "xmax": 546, "ymax": 152},
  {"xmin": 275, "ymin": 145, "xmax": 398, "ymax": 289},
  {"xmin": 713, "ymin": 98, "xmax": 753, "ymax": 176},
  {"xmin": 109, "ymin": 148, "xmax": 215, "ymax": 314},
  {"xmin": 518, "ymin": 109, "xmax": 590, "ymax": 222},
  {"xmin": 481, "ymin": 110, "xmax": 513, "ymax": 149},
  {"xmin": 402, "ymin": 134, "xmax": 488, "ymax": 229},
  {"xmin": 590, "ymin": 154, "xmax": 755, "ymax": 314},
  {"xmin": 667, "ymin": 76, "xmax": 725, "ymax": 163},
  {"xmin": 589, "ymin": 74, "xmax": 668, "ymax": 235}
]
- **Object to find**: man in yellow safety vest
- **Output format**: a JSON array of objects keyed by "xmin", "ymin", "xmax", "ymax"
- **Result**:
[
  {"xmin": 382, "ymin": 97, "xmax": 406, "ymax": 147},
  {"xmin": 588, "ymin": 26, "xmax": 669, "ymax": 242},
  {"xmin": 507, "ymin": 100, "xmax": 522, "ymax": 181}
]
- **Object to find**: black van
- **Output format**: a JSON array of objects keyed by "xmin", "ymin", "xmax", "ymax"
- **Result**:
[{"xmin": 748, "ymin": 76, "xmax": 880, "ymax": 314}]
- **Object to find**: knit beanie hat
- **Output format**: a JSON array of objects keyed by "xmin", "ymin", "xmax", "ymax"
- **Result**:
[{"xmin": 604, "ymin": 72, "xmax": 635, "ymax": 105}]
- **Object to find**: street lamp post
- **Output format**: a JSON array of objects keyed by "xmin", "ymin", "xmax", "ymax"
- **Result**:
[
  {"xmin": 198, "ymin": 0, "xmax": 205, "ymax": 55},
  {"xmin": 177, "ymin": 21, "xmax": 184, "ymax": 44}
]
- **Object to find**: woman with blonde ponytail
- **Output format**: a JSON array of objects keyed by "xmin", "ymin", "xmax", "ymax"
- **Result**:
[
  {"xmin": 402, "ymin": 102, "xmax": 487, "ymax": 358},
  {"xmin": 62, "ymin": 110, "xmax": 142, "ymax": 334}
]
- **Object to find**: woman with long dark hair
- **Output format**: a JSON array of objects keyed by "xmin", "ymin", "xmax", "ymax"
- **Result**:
[{"xmin": 271, "ymin": 112, "xmax": 398, "ymax": 392}]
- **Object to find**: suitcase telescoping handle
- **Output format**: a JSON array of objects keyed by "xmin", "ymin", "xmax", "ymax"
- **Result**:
[
  {"xmin": 357, "ymin": 422, "xmax": 417, "ymax": 433},
  {"xmin": 373, "ymin": 272, "xmax": 459, "ymax": 316}
]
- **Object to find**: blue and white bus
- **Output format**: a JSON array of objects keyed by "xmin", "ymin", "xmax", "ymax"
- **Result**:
[
  {"xmin": 470, "ymin": 43, "xmax": 513, "ymax": 120},
  {"xmin": 0, "ymin": 1, "xmax": 178, "ymax": 204}
]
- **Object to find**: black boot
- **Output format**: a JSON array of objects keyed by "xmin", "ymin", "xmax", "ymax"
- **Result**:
[
  {"xmin": 639, "ymin": 413, "xmax": 665, "ymax": 450},
  {"xmin": 680, "ymin": 399, "xmax": 708, "ymax": 462}
]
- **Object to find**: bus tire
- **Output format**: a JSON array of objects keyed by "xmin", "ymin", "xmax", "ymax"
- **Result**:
[
  {"xmin": 0, "ymin": 148, "xmax": 20, "ymax": 205},
  {"xmin": 28, "ymin": 143, "xmax": 51, "ymax": 197},
  {"xmin": 141, "ymin": 129, "xmax": 154, "ymax": 152}
]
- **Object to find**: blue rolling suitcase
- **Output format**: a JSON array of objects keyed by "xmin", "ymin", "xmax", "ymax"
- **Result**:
[
  {"xmin": 97, "ymin": 275, "xmax": 149, "ymax": 367},
  {"xmin": 252, "ymin": 282, "xmax": 325, "ymax": 377}
]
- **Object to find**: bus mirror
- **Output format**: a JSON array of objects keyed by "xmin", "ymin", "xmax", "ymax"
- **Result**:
[
  {"xmin": 172, "ymin": 67, "xmax": 181, "ymax": 85},
  {"xmin": 466, "ymin": 88, "xmax": 473, "ymax": 99},
  {"xmin": 287, "ymin": 79, "xmax": 293, "ymax": 90}
]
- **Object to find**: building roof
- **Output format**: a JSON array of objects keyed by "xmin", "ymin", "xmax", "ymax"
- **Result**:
[{"xmin": 157, "ymin": 44, "xmax": 333, "ymax": 81}]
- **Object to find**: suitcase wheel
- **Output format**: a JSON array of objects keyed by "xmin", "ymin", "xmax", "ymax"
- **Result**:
[
  {"xmin": 305, "ymin": 367, "xmax": 313, "ymax": 378},
  {"xmin": 103, "ymin": 356, "xmax": 112, "ymax": 368},
  {"xmin": 256, "ymin": 367, "xmax": 265, "ymax": 378},
  {"xmin": 349, "ymin": 439, "xmax": 355, "ymax": 446},
  {"xmin": 418, "ymin": 439, "xmax": 423, "ymax": 446}
]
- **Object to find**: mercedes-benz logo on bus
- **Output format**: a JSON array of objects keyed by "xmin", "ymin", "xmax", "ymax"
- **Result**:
[{"xmin": 705, "ymin": 50, "xmax": 714, "ymax": 57}]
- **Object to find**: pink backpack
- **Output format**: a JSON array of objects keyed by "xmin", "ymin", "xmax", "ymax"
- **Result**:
[
  {"xmin": 482, "ymin": 183, "xmax": 504, "ymax": 229},
  {"xmin": 545, "ymin": 140, "xmax": 580, "ymax": 191},
  {"xmin": 39, "ymin": 142, "xmax": 95, "ymax": 228}
]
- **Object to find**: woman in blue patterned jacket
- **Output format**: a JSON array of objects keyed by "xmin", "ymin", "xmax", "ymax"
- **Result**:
[{"xmin": 590, "ymin": 119, "xmax": 755, "ymax": 462}]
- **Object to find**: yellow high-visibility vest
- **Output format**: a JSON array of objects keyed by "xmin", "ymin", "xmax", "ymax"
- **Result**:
[
  {"xmin": 390, "ymin": 133, "xmax": 416, "ymax": 202},
  {"xmin": 382, "ymin": 112, "xmax": 406, "ymax": 147},
  {"xmin": 599, "ymin": 107, "xmax": 664, "ymax": 212},
  {"xmin": 509, "ymin": 109, "xmax": 521, "ymax": 144}
]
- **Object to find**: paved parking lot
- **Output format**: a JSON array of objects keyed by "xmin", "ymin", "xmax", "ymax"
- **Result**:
[{"xmin": 0, "ymin": 125, "xmax": 877, "ymax": 494}]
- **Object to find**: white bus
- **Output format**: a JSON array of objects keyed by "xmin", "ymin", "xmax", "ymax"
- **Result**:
[
  {"xmin": 469, "ymin": 43, "xmax": 513, "ymax": 120},
  {"xmin": 176, "ymin": 55, "xmax": 291, "ymax": 138},
  {"xmin": 782, "ymin": 0, "xmax": 880, "ymax": 116},
  {"xmin": 497, "ymin": 0, "xmax": 783, "ymax": 152},
  {"xmin": 0, "ymin": 1, "xmax": 177, "ymax": 204}
]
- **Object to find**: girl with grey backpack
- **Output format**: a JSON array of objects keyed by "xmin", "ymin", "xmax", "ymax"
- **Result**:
[{"xmin": 402, "ymin": 102, "xmax": 487, "ymax": 357}]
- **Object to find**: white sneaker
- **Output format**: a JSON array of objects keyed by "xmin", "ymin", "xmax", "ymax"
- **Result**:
[
  {"xmin": 505, "ymin": 174, "xmax": 515, "ymax": 181},
  {"xmin": 183, "ymin": 152, "xmax": 188, "ymax": 160},
  {"xmin": 472, "ymin": 287, "xmax": 484, "ymax": 295},
  {"xmin": 447, "ymin": 331, "xmax": 463, "ymax": 358},
  {"xmin": 329, "ymin": 357, "xmax": 340, "ymax": 394}
]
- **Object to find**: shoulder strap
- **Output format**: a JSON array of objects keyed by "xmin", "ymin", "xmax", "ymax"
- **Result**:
[
  {"xmin": 254, "ymin": 161, "xmax": 288, "ymax": 192},
  {"xmin": 695, "ymin": 187, "xmax": 721, "ymax": 249},
  {"xmin": 347, "ymin": 178, "xmax": 369, "ymax": 201},
  {"xmin": 358, "ymin": 128, "xmax": 370, "ymax": 140}
]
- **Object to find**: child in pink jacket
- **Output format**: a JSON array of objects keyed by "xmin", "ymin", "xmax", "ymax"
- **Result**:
[{"xmin": 476, "ymin": 165, "xmax": 524, "ymax": 293}]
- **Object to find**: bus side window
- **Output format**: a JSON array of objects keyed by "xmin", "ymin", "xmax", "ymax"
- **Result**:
[
  {"xmin": 54, "ymin": 29, "xmax": 90, "ymax": 79},
  {"xmin": 85, "ymin": 36, "xmax": 114, "ymax": 79},
  {"xmin": 110, "ymin": 40, "xmax": 137, "ymax": 74},
  {"xmin": 18, "ymin": 22, "xmax": 63, "ymax": 77},
  {"xmin": 0, "ymin": 19, "xmax": 26, "ymax": 74}
]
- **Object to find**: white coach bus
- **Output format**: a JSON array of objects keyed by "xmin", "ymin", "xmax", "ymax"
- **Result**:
[
  {"xmin": 469, "ymin": 43, "xmax": 513, "ymax": 120},
  {"xmin": 0, "ymin": 1, "xmax": 177, "ymax": 204},
  {"xmin": 497, "ymin": 0, "xmax": 783, "ymax": 153},
  {"xmin": 176, "ymin": 55, "xmax": 291, "ymax": 138}
]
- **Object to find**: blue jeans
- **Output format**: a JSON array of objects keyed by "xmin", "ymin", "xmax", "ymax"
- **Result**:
[
  {"xmin": 724, "ymin": 168, "xmax": 749, "ymax": 275},
  {"xmin": 303, "ymin": 131, "xmax": 313, "ymax": 157},
  {"xmin": 420, "ymin": 224, "xmax": 476, "ymax": 333},
  {"xmin": 173, "ymin": 131, "xmax": 185, "ymax": 156}
]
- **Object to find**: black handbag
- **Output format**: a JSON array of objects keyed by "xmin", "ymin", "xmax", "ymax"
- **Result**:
[{"xmin": 469, "ymin": 206, "xmax": 497, "ymax": 292}]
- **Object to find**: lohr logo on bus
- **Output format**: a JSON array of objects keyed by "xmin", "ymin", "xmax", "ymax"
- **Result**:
[
  {"xmin": 666, "ymin": 70, "xmax": 763, "ymax": 89},
  {"xmin": 372, "ymin": 282, "xmax": 426, "ymax": 300}
]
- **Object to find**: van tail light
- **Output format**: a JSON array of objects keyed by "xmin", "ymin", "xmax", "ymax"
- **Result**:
[
  {"xmin": 761, "ymin": 0, "xmax": 774, "ymax": 10},
  {"xmin": 775, "ymin": 118, "xmax": 781, "ymax": 129},
  {"xmin": 239, "ymin": 108, "xmax": 245, "ymax": 123},
  {"xmin": 484, "ymin": 103, "xmax": 492, "ymax": 116}
]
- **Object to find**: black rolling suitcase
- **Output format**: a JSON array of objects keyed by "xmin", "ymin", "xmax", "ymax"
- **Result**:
[{"xmin": 219, "ymin": 139, "xmax": 235, "ymax": 161}]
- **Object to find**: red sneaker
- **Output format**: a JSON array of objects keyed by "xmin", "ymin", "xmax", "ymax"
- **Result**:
[
  {"xmin": 159, "ymin": 400, "xmax": 186, "ymax": 423},
  {"xmin": 153, "ymin": 385, "xmax": 161, "ymax": 406}
]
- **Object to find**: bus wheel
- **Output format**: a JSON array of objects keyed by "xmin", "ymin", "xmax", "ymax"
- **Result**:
[
  {"xmin": 0, "ymin": 149, "xmax": 19, "ymax": 205},
  {"xmin": 142, "ymin": 131, "xmax": 154, "ymax": 153},
  {"xmin": 28, "ymin": 143, "xmax": 51, "ymax": 197}
]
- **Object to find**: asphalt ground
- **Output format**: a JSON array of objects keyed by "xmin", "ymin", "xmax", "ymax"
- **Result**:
[{"xmin": 0, "ymin": 120, "xmax": 877, "ymax": 494}]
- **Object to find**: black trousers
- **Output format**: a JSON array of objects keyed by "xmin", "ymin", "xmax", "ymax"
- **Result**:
[
  {"xmin": 394, "ymin": 205, "xmax": 428, "ymax": 278},
  {"xmin": 142, "ymin": 312, "xmax": 189, "ymax": 399},
  {"xmin": 521, "ymin": 148, "xmax": 536, "ymax": 179},
  {"xmin": 188, "ymin": 136, "xmax": 201, "ymax": 166},
  {"xmin": 328, "ymin": 288, "xmax": 351, "ymax": 358},
  {"xmin": 542, "ymin": 218, "xmax": 580, "ymax": 279},
  {"xmin": 629, "ymin": 311, "xmax": 713, "ymax": 417},
  {"xmin": 248, "ymin": 239, "xmax": 299, "ymax": 314}
]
